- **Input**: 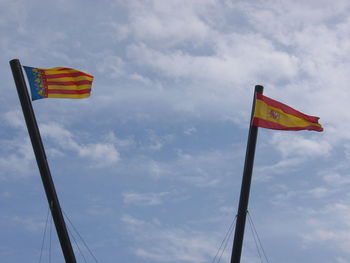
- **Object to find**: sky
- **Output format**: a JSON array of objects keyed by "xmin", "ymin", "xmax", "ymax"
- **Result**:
[{"xmin": 1, "ymin": 0, "xmax": 350, "ymax": 262}]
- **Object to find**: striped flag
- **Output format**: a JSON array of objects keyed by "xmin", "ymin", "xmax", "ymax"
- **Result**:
[
  {"xmin": 23, "ymin": 66, "xmax": 93, "ymax": 101},
  {"xmin": 253, "ymin": 93, "xmax": 323, "ymax": 132}
]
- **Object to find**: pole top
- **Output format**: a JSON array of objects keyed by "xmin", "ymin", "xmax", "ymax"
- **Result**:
[
  {"xmin": 9, "ymin": 59, "xmax": 21, "ymax": 67},
  {"xmin": 255, "ymin": 85, "xmax": 264, "ymax": 94}
]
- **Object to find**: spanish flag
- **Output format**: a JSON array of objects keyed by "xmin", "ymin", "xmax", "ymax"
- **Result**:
[
  {"xmin": 253, "ymin": 94, "xmax": 323, "ymax": 132},
  {"xmin": 23, "ymin": 66, "xmax": 93, "ymax": 101}
]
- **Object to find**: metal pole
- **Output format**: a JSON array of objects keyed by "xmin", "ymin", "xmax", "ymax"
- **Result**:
[
  {"xmin": 10, "ymin": 59, "xmax": 77, "ymax": 263},
  {"xmin": 230, "ymin": 85, "xmax": 263, "ymax": 263}
]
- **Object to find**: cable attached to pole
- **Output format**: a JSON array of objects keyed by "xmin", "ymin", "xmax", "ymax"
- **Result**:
[{"xmin": 212, "ymin": 215, "xmax": 237, "ymax": 263}]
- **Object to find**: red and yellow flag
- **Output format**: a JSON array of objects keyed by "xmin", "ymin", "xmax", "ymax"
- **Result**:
[
  {"xmin": 23, "ymin": 66, "xmax": 93, "ymax": 101},
  {"xmin": 252, "ymin": 94, "xmax": 323, "ymax": 132}
]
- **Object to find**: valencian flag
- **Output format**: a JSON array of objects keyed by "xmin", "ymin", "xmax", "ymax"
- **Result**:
[
  {"xmin": 23, "ymin": 66, "xmax": 93, "ymax": 100},
  {"xmin": 253, "ymin": 93, "xmax": 323, "ymax": 132}
]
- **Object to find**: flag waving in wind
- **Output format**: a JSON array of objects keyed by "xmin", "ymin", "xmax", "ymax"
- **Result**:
[
  {"xmin": 23, "ymin": 66, "xmax": 93, "ymax": 101},
  {"xmin": 253, "ymin": 93, "xmax": 323, "ymax": 132}
]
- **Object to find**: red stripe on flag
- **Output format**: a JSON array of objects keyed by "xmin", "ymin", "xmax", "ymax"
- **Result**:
[
  {"xmin": 253, "ymin": 117, "xmax": 323, "ymax": 132},
  {"xmin": 46, "ymin": 80, "xmax": 93, "ymax": 86},
  {"xmin": 256, "ymin": 93, "xmax": 320, "ymax": 123},
  {"xmin": 57, "ymin": 68, "xmax": 94, "ymax": 78},
  {"xmin": 57, "ymin": 68, "xmax": 73, "ymax": 71},
  {"xmin": 47, "ymin": 89, "xmax": 91, "ymax": 95},
  {"xmin": 45, "ymin": 72, "xmax": 92, "ymax": 78}
]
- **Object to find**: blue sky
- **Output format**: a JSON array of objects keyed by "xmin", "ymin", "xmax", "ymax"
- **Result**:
[{"xmin": 1, "ymin": 0, "xmax": 350, "ymax": 262}]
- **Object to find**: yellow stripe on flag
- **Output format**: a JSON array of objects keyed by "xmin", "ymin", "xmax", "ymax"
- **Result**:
[
  {"xmin": 47, "ymin": 85, "xmax": 92, "ymax": 90},
  {"xmin": 47, "ymin": 93, "xmax": 91, "ymax": 99},
  {"xmin": 46, "ymin": 76, "xmax": 93, "ymax": 82}
]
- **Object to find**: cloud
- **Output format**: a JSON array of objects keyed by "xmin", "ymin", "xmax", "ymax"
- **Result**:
[
  {"xmin": 0, "ymin": 115, "xmax": 122, "ymax": 177},
  {"xmin": 256, "ymin": 157, "xmax": 303, "ymax": 178},
  {"xmin": 0, "ymin": 137, "xmax": 35, "ymax": 180},
  {"xmin": 127, "ymin": 37, "xmax": 298, "ymax": 86},
  {"xmin": 40, "ymin": 122, "xmax": 120, "ymax": 167},
  {"xmin": 121, "ymin": 214, "xmax": 226, "ymax": 263},
  {"xmin": 142, "ymin": 130, "xmax": 174, "ymax": 151},
  {"xmin": 96, "ymin": 55, "xmax": 125, "ymax": 78},
  {"xmin": 184, "ymin": 127, "xmax": 197, "ymax": 135},
  {"xmin": 141, "ymin": 149, "xmax": 235, "ymax": 187},
  {"xmin": 307, "ymin": 187, "xmax": 330, "ymax": 199},
  {"xmin": 322, "ymin": 172, "xmax": 350, "ymax": 187},
  {"xmin": 270, "ymin": 133, "xmax": 331, "ymax": 158},
  {"xmin": 242, "ymin": 0, "xmax": 350, "ymax": 45},
  {"xmin": 121, "ymin": 0, "xmax": 214, "ymax": 45},
  {"xmin": 2, "ymin": 110, "xmax": 25, "ymax": 129},
  {"xmin": 302, "ymin": 203, "xmax": 350, "ymax": 253},
  {"xmin": 0, "ymin": 0, "xmax": 27, "ymax": 33},
  {"xmin": 10, "ymin": 215, "xmax": 46, "ymax": 232},
  {"xmin": 122, "ymin": 191, "xmax": 170, "ymax": 206}
]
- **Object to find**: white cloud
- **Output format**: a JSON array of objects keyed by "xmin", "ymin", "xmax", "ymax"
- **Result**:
[
  {"xmin": 322, "ymin": 172, "xmax": 350, "ymax": 187},
  {"xmin": 303, "ymin": 203, "xmax": 350, "ymax": 253},
  {"xmin": 270, "ymin": 133, "xmax": 331, "ymax": 158},
  {"xmin": 142, "ymin": 130, "xmax": 174, "ymax": 151},
  {"xmin": 184, "ymin": 127, "xmax": 197, "ymax": 135},
  {"xmin": 0, "ymin": 0, "xmax": 27, "ymax": 32},
  {"xmin": 104, "ymin": 131, "xmax": 135, "ymax": 149},
  {"xmin": 142, "ymin": 149, "xmax": 234, "ymax": 187},
  {"xmin": 121, "ymin": 214, "xmax": 226, "ymax": 263},
  {"xmin": 40, "ymin": 122, "xmax": 120, "ymax": 167},
  {"xmin": 0, "ymin": 119, "xmax": 121, "ymax": 178},
  {"xmin": 123, "ymin": 191, "xmax": 170, "ymax": 206},
  {"xmin": 0, "ymin": 137, "xmax": 35, "ymax": 180},
  {"xmin": 256, "ymin": 157, "xmax": 303, "ymax": 178},
  {"xmin": 127, "ymin": 36, "xmax": 298, "ymax": 86},
  {"xmin": 96, "ymin": 55, "xmax": 125, "ymax": 78},
  {"xmin": 307, "ymin": 187, "xmax": 330, "ymax": 198},
  {"xmin": 10, "ymin": 215, "xmax": 46, "ymax": 232},
  {"xmin": 242, "ymin": 0, "xmax": 350, "ymax": 45},
  {"xmin": 270, "ymin": 184, "xmax": 333, "ymax": 206},
  {"xmin": 2, "ymin": 110, "xmax": 25, "ymax": 129},
  {"xmin": 122, "ymin": 0, "xmax": 214, "ymax": 45},
  {"xmin": 78, "ymin": 143, "xmax": 120, "ymax": 165},
  {"xmin": 336, "ymin": 257, "xmax": 350, "ymax": 263}
]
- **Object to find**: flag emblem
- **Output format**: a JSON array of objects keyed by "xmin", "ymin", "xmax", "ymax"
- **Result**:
[
  {"xmin": 268, "ymin": 110, "xmax": 280, "ymax": 121},
  {"xmin": 23, "ymin": 66, "xmax": 93, "ymax": 101}
]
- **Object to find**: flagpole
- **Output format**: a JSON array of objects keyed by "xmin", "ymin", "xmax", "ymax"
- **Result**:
[
  {"xmin": 10, "ymin": 59, "xmax": 77, "ymax": 263},
  {"xmin": 230, "ymin": 85, "xmax": 263, "ymax": 263}
]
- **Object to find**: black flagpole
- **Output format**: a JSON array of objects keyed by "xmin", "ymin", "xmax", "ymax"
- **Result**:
[
  {"xmin": 10, "ymin": 59, "xmax": 77, "ymax": 263},
  {"xmin": 230, "ymin": 85, "xmax": 263, "ymax": 263}
]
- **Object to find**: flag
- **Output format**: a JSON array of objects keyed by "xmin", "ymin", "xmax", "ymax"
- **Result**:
[
  {"xmin": 23, "ymin": 66, "xmax": 93, "ymax": 101},
  {"xmin": 253, "ymin": 93, "xmax": 323, "ymax": 132}
]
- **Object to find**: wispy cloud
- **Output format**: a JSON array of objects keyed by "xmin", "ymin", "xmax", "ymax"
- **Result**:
[
  {"xmin": 40, "ymin": 122, "xmax": 120, "ymax": 167},
  {"xmin": 141, "ymin": 149, "xmax": 236, "ymax": 187},
  {"xmin": 0, "ymin": 137, "xmax": 35, "ymax": 179},
  {"xmin": 121, "ymin": 214, "xmax": 227, "ymax": 263},
  {"xmin": 302, "ymin": 203, "xmax": 350, "ymax": 253},
  {"xmin": 270, "ymin": 133, "xmax": 331, "ymax": 158},
  {"xmin": 123, "ymin": 191, "xmax": 170, "ymax": 206}
]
